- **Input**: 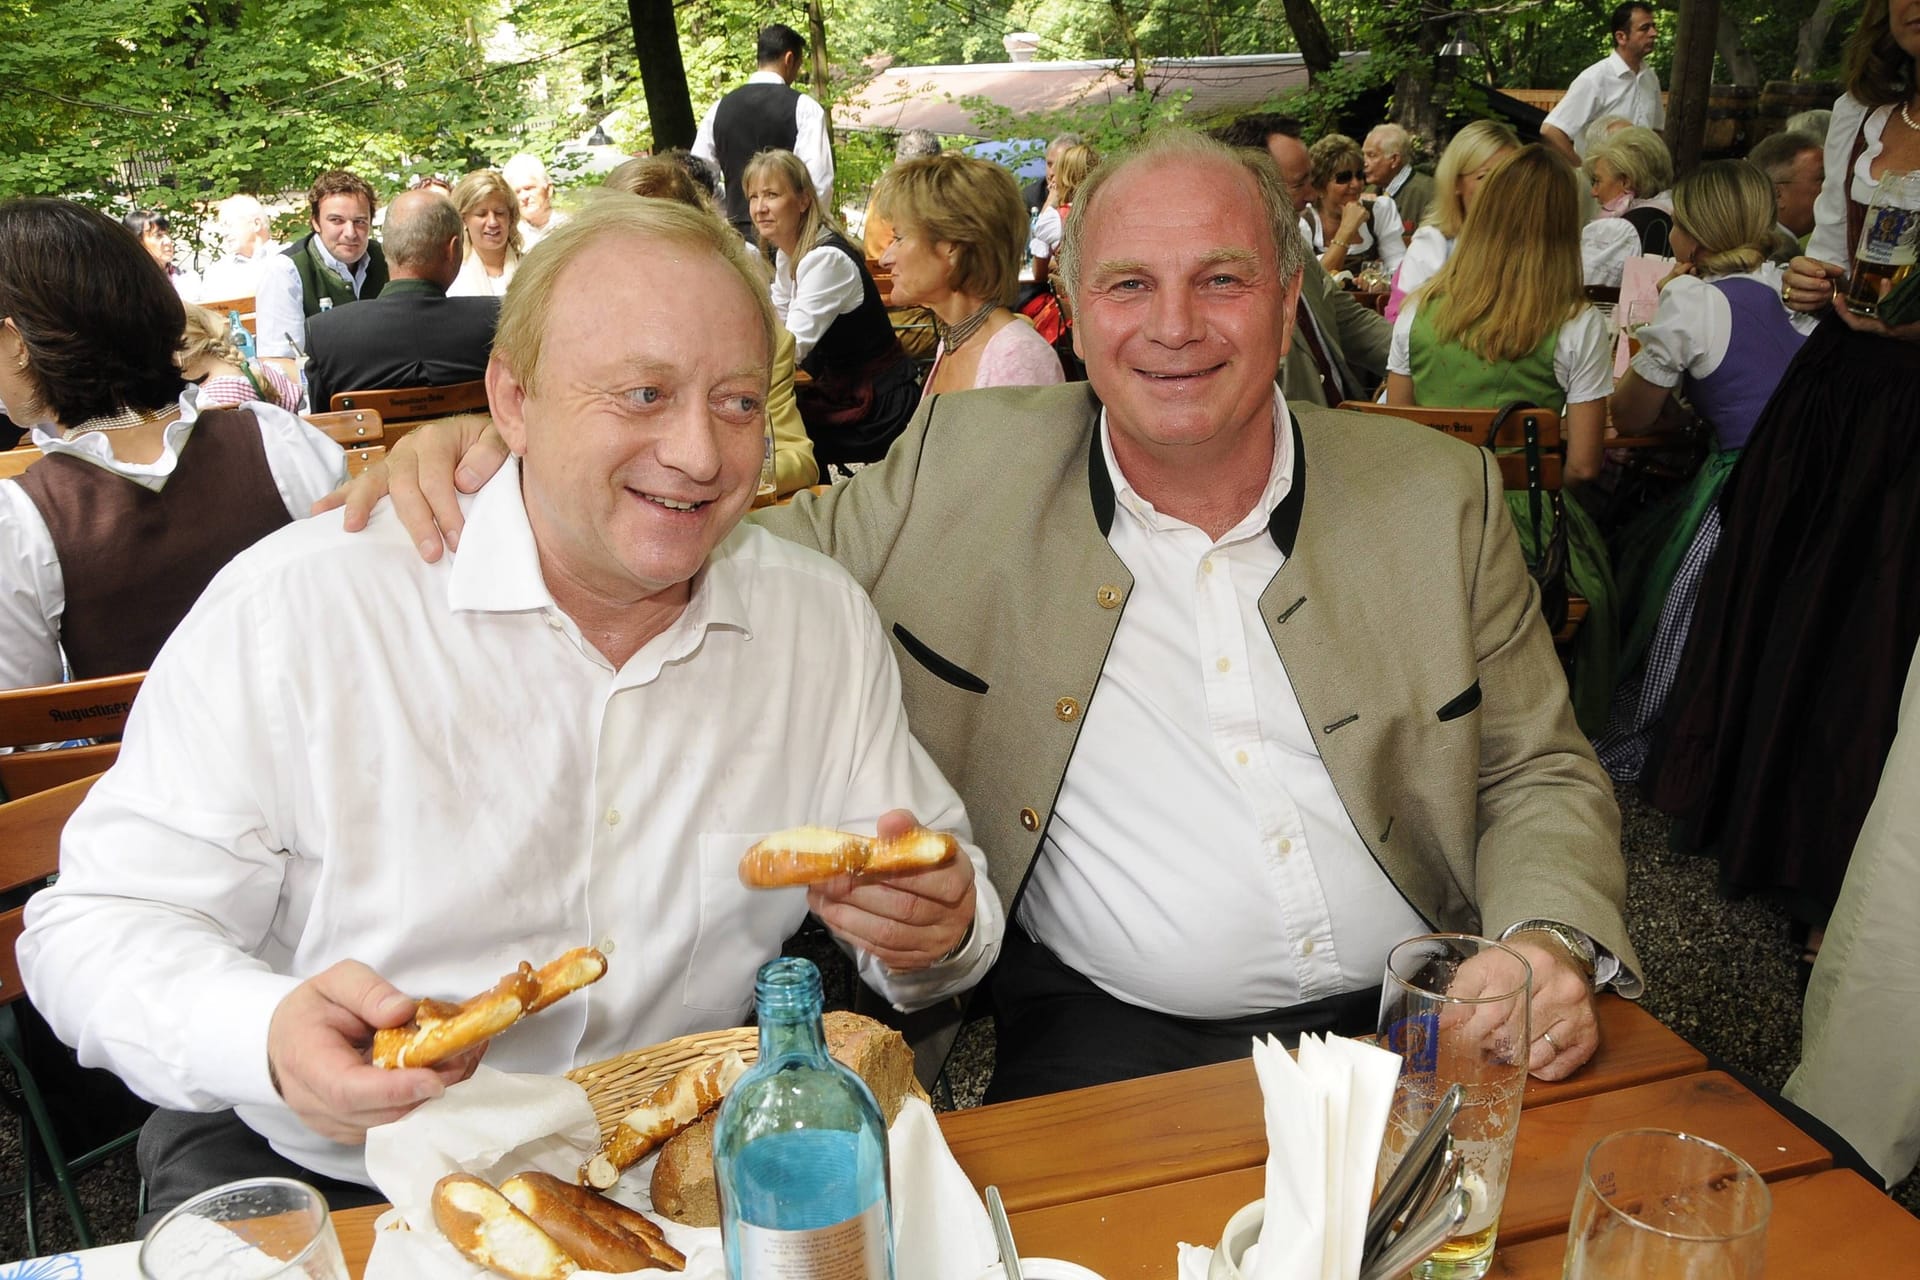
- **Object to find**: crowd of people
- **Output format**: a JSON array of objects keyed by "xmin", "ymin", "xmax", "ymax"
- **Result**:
[{"xmin": 3, "ymin": 0, "xmax": 1919, "ymax": 1249}]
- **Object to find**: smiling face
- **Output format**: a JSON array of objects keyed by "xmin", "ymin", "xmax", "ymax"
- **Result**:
[
  {"xmin": 464, "ymin": 197, "xmax": 515, "ymax": 264},
  {"xmin": 747, "ymin": 169, "xmax": 809, "ymax": 256},
  {"xmin": 1321, "ymin": 157, "xmax": 1365, "ymax": 213},
  {"xmin": 490, "ymin": 234, "xmax": 770, "ymax": 615},
  {"xmin": 312, "ymin": 193, "xmax": 372, "ymax": 265},
  {"xmin": 877, "ymin": 224, "xmax": 956, "ymax": 307},
  {"xmin": 1071, "ymin": 152, "xmax": 1299, "ymax": 482}
]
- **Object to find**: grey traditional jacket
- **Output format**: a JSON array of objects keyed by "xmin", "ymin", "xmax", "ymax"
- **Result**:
[{"xmin": 758, "ymin": 382, "xmax": 1641, "ymax": 990}]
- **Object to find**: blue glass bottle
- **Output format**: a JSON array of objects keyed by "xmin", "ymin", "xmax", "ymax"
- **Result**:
[{"xmin": 713, "ymin": 958, "xmax": 895, "ymax": 1280}]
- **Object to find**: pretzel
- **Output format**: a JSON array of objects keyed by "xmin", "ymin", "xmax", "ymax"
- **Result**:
[
  {"xmin": 372, "ymin": 947, "xmax": 606, "ymax": 1069},
  {"xmin": 432, "ymin": 1173, "xmax": 577, "ymax": 1280},
  {"xmin": 582, "ymin": 1049, "xmax": 746, "ymax": 1189},
  {"xmin": 501, "ymin": 1171, "xmax": 684, "ymax": 1271},
  {"xmin": 738, "ymin": 825, "xmax": 960, "ymax": 888}
]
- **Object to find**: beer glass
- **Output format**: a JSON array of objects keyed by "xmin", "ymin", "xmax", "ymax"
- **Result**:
[
  {"xmin": 1562, "ymin": 1129, "xmax": 1770, "ymax": 1279},
  {"xmin": 140, "ymin": 1177, "xmax": 349, "ymax": 1280},
  {"xmin": 1375, "ymin": 934, "xmax": 1531, "ymax": 1280},
  {"xmin": 1847, "ymin": 169, "xmax": 1920, "ymax": 318}
]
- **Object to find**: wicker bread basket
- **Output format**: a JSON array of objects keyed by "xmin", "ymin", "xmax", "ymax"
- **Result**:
[{"xmin": 564, "ymin": 1020, "xmax": 928, "ymax": 1143}]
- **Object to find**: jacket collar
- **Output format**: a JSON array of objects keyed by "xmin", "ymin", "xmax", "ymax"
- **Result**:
[{"xmin": 1085, "ymin": 390, "xmax": 1307, "ymax": 556}]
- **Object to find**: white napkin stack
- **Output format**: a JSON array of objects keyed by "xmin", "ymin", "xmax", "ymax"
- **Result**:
[
  {"xmin": 361, "ymin": 1066, "xmax": 997, "ymax": 1280},
  {"xmin": 1178, "ymin": 1033, "xmax": 1402, "ymax": 1280}
]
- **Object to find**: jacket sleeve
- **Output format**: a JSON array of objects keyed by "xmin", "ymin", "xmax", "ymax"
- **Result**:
[
  {"xmin": 1329, "ymin": 279, "xmax": 1393, "ymax": 379},
  {"xmin": 768, "ymin": 326, "xmax": 819, "ymax": 493},
  {"xmin": 1465, "ymin": 450, "xmax": 1643, "ymax": 993}
]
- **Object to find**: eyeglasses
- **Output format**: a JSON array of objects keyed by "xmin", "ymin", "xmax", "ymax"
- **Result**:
[{"xmin": 1332, "ymin": 170, "xmax": 1360, "ymax": 185}]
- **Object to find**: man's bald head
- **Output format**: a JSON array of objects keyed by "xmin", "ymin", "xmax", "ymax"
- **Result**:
[{"xmin": 384, "ymin": 188, "xmax": 465, "ymax": 286}]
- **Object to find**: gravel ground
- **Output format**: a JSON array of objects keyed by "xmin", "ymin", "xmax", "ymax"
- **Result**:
[{"xmin": 1, "ymin": 787, "xmax": 1910, "ymax": 1260}]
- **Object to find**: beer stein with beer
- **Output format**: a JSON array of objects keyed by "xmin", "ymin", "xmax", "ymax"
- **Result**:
[{"xmin": 1847, "ymin": 170, "xmax": 1920, "ymax": 318}]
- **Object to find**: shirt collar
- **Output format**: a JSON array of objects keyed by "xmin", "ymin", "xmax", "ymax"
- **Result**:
[
  {"xmin": 446, "ymin": 455, "xmax": 755, "ymax": 640},
  {"xmin": 1092, "ymin": 388, "xmax": 1304, "ymax": 552},
  {"xmin": 747, "ymin": 69, "xmax": 787, "ymax": 85},
  {"xmin": 1384, "ymin": 164, "xmax": 1410, "ymax": 198},
  {"xmin": 313, "ymin": 235, "xmax": 368, "ymax": 285},
  {"xmin": 1605, "ymin": 50, "xmax": 1637, "ymax": 78},
  {"xmin": 33, "ymin": 385, "xmax": 199, "ymax": 476}
]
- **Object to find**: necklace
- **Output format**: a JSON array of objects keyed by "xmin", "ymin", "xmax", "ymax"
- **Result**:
[
  {"xmin": 60, "ymin": 404, "xmax": 181, "ymax": 442},
  {"xmin": 1902, "ymin": 98, "xmax": 1920, "ymax": 131},
  {"xmin": 937, "ymin": 299, "xmax": 999, "ymax": 353}
]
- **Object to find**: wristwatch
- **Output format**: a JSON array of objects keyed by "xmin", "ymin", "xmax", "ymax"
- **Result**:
[{"xmin": 1503, "ymin": 919, "xmax": 1598, "ymax": 986}]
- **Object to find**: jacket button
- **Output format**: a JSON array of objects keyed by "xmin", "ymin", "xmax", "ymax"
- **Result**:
[
  {"xmin": 1019, "ymin": 807, "xmax": 1040, "ymax": 831},
  {"xmin": 1055, "ymin": 696, "xmax": 1081, "ymax": 721},
  {"xmin": 1096, "ymin": 585, "xmax": 1123, "ymax": 609}
]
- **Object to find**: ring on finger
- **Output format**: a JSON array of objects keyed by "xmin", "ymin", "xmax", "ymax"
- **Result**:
[{"xmin": 1539, "ymin": 1028, "xmax": 1560, "ymax": 1053}]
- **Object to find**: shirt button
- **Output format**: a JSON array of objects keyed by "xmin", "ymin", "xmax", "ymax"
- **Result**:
[
  {"xmin": 605, "ymin": 807, "xmax": 621, "ymax": 826},
  {"xmin": 1278, "ymin": 837, "xmax": 1293, "ymax": 855},
  {"xmin": 1235, "ymin": 749, "xmax": 1249, "ymax": 765},
  {"xmin": 545, "ymin": 613, "xmax": 564, "ymax": 630},
  {"xmin": 1019, "ymin": 807, "xmax": 1041, "ymax": 832},
  {"xmin": 1054, "ymin": 696, "xmax": 1081, "ymax": 721},
  {"xmin": 1202, "ymin": 559, "xmax": 1215, "ymax": 574},
  {"xmin": 1216, "ymin": 657, "xmax": 1231, "ymax": 673},
  {"xmin": 1096, "ymin": 585, "xmax": 1123, "ymax": 609},
  {"xmin": 1301, "ymin": 938, "xmax": 1316, "ymax": 956},
  {"xmin": 597, "ymin": 937, "xmax": 617, "ymax": 955}
]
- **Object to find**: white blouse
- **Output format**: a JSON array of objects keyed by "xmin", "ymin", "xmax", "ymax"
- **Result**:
[
  {"xmin": 1029, "ymin": 206, "xmax": 1065, "ymax": 262},
  {"xmin": 1582, "ymin": 218, "xmax": 1643, "ymax": 288},
  {"xmin": 1299, "ymin": 196, "xmax": 1407, "ymax": 275},
  {"xmin": 770, "ymin": 238, "xmax": 865, "ymax": 364},
  {"xmin": 1396, "ymin": 225, "xmax": 1451, "ymax": 300},
  {"xmin": 448, "ymin": 250, "xmax": 518, "ymax": 298},
  {"xmin": 1629, "ymin": 265, "xmax": 1820, "ymax": 388},
  {"xmin": 1809, "ymin": 94, "xmax": 1879, "ymax": 267},
  {"xmin": 1389, "ymin": 299, "xmax": 1614, "ymax": 406}
]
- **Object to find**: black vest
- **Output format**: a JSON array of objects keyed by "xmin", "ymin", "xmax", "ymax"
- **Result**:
[
  {"xmin": 284, "ymin": 233, "xmax": 388, "ymax": 318},
  {"xmin": 713, "ymin": 81, "xmax": 803, "ymax": 233},
  {"xmin": 799, "ymin": 234, "xmax": 903, "ymax": 378}
]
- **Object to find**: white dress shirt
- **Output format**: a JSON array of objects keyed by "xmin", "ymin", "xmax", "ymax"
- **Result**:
[
  {"xmin": 448, "ymin": 249, "xmax": 518, "ymax": 298},
  {"xmin": 256, "ymin": 238, "xmax": 379, "ymax": 360},
  {"xmin": 18, "ymin": 459, "xmax": 998, "ymax": 1185},
  {"xmin": 1581, "ymin": 217, "xmax": 1643, "ymax": 287},
  {"xmin": 198, "ymin": 244, "xmax": 285, "ymax": 304},
  {"xmin": 1016, "ymin": 392, "xmax": 1429, "ymax": 1018},
  {"xmin": 1546, "ymin": 52, "xmax": 1665, "ymax": 158},
  {"xmin": 693, "ymin": 70, "xmax": 835, "ymax": 208},
  {"xmin": 519, "ymin": 210, "xmax": 569, "ymax": 252},
  {"xmin": 0, "ymin": 387, "xmax": 347, "ymax": 690},
  {"xmin": 770, "ymin": 238, "xmax": 865, "ymax": 363},
  {"xmin": 1299, "ymin": 197, "xmax": 1407, "ymax": 275},
  {"xmin": 1029, "ymin": 206, "xmax": 1065, "ymax": 262},
  {"xmin": 1389, "ymin": 300, "xmax": 1614, "ymax": 407}
]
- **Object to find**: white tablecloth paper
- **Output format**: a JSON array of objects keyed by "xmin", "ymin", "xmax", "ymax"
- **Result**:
[
  {"xmin": 1178, "ymin": 1033, "xmax": 1401, "ymax": 1280},
  {"xmin": 361, "ymin": 1065, "xmax": 996, "ymax": 1280}
]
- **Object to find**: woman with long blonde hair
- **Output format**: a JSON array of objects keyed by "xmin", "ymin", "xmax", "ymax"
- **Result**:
[
  {"xmin": 1386, "ymin": 144, "xmax": 1618, "ymax": 732},
  {"xmin": 448, "ymin": 169, "xmax": 522, "ymax": 298},
  {"xmin": 1385, "ymin": 120, "xmax": 1518, "ymax": 320}
]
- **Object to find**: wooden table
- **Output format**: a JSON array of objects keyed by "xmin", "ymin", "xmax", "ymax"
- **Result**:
[{"xmin": 332, "ymin": 998, "xmax": 1919, "ymax": 1276}]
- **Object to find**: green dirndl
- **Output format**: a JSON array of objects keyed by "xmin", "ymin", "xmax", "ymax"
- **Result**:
[
  {"xmin": 1612, "ymin": 444, "xmax": 1740, "ymax": 677},
  {"xmin": 1505, "ymin": 488, "xmax": 1619, "ymax": 736}
]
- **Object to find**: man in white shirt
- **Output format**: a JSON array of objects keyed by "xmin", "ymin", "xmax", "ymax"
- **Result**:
[
  {"xmin": 19, "ymin": 197, "xmax": 999, "ymax": 1221},
  {"xmin": 503, "ymin": 152, "xmax": 568, "ymax": 249},
  {"xmin": 1542, "ymin": 2, "xmax": 1664, "ymax": 163},
  {"xmin": 351, "ymin": 130, "xmax": 1639, "ymax": 1104},
  {"xmin": 197, "ymin": 195, "xmax": 285, "ymax": 303},
  {"xmin": 693, "ymin": 23, "xmax": 835, "ymax": 239},
  {"xmin": 255, "ymin": 171, "xmax": 389, "ymax": 373}
]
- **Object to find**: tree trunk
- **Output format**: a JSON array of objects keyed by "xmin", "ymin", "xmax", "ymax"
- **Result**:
[
  {"xmin": 1665, "ymin": 0, "xmax": 1721, "ymax": 179},
  {"xmin": 1796, "ymin": 0, "xmax": 1840, "ymax": 77},
  {"xmin": 1716, "ymin": 12, "xmax": 1760, "ymax": 87},
  {"xmin": 626, "ymin": 0, "xmax": 695, "ymax": 151},
  {"xmin": 1278, "ymin": 0, "xmax": 1339, "ymax": 80},
  {"xmin": 805, "ymin": 0, "xmax": 835, "ymax": 148},
  {"xmin": 1389, "ymin": 0, "xmax": 1452, "ymax": 157},
  {"xmin": 1106, "ymin": 0, "xmax": 1148, "ymax": 94}
]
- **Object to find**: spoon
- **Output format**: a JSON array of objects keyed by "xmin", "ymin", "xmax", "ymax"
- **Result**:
[{"xmin": 986, "ymin": 1184, "xmax": 1024, "ymax": 1280}]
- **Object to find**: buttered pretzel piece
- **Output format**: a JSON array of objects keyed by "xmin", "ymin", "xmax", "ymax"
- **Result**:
[
  {"xmin": 738, "ymin": 825, "xmax": 960, "ymax": 888},
  {"xmin": 372, "ymin": 947, "xmax": 608, "ymax": 1070},
  {"xmin": 582, "ymin": 1049, "xmax": 747, "ymax": 1189}
]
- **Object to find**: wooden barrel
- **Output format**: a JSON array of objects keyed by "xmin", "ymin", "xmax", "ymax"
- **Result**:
[
  {"xmin": 1703, "ymin": 83, "xmax": 1759, "ymax": 157},
  {"xmin": 1754, "ymin": 79, "xmax": 1842, "ymax": 145}
]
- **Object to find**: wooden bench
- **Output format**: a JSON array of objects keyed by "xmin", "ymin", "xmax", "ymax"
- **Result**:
[
  {"xmin": 302, "ymin": 409, "xmax": 386, "ymax": 477},
  {"xmin": 331, "ymin": 381, "xmax": 488, "ymax": 449},
  {"xmin": 0, "ymin": 672, "xmax": 143, "ymax": 800}
]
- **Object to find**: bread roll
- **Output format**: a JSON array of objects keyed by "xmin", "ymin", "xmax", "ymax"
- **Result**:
[
  {"xmin": 582, "ymin": 1050, "xmax": 746, "ymax": 1188},
  {"xmin": 432, "ymin": 1173, "xmax": 577, "ymax": 1280},
  {"xmin": 647, "ymin": 1012, "xmax": 916, "ymax": 1226},
  {"xmin": 499, "ymin": 1172, "xmax": 664, "ymax": 1273},
  {"xmin": 738, "ymin": 825, "xmax": 959, "ymax": 887}
]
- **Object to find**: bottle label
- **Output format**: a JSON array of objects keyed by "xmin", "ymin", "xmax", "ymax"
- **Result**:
[
  {"xmin": 1858, "ymin": 203, "xmax": 1920, "ymax": 267},
  {"xmin": 736, "ymin": 1201, "xmax": 888, "ymax": 1278}
]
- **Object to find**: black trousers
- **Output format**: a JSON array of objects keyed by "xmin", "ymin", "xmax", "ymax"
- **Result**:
[
  {"xmin": 984, "ymin": 926, "xmax": 1379, "ymax": 1103},
  {"xmin": 136, "ymin": 1109, "xmax": 384, "ymax": 1236}
]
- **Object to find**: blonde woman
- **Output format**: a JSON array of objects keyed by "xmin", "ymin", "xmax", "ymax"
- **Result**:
[
  {"xmin": 874, "ymin": 153, "xmax": 1062, "ymax": 395},
  {"xmin": 1595, "ymin": 160, "xmax": 1816, "ymax": 778},
  {"xmin": 1028, "ymin": 143, "xmax": 1097, "ymax": 289},
  {"xmin": 1586, "ymin": 124, "xmax": 1674, "ymax": 216},
  {"xmin": 743, "ymin": 148, "xmax": 916, "ymax": 472},
  {"xmin": 1386, "ymin": 120, "xmax": 1519, "ymax": 321},
  {"xmin": 178, "ymin": 305, "xmax": 301, "ymax": 412},
  {"xmin": 1386, "ymin": 145, "xmax": 1617, "ymax": 732},
  {"xmin": 448, "ymin": 170, "xmax": 521, "ymax": 298},
  {"xmin": 599, "ymin": 155, "xmax": 819, "ymax": 494},
  {"xmin": 1301, "ymin": 133, "xmax": 1405, "ymax": 278}
]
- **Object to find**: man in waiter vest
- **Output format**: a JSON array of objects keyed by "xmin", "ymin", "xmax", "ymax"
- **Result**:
[
  {"xmin": 256, "ymin": 170, "xmax": 389, "ymax": 381},
  {"xmin": 693, "ymin": 24, "xmax": 835, "ymax": 240}
]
